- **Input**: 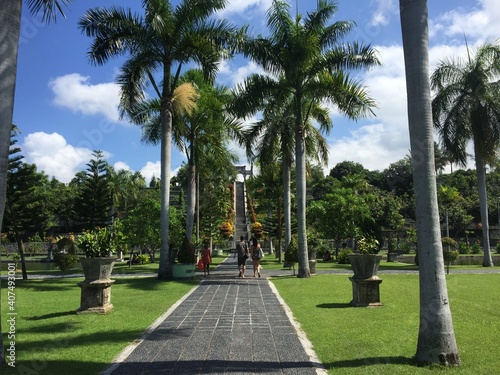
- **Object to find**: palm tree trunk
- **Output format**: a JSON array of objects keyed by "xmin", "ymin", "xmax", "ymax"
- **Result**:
[
  {"xmin": 400, "ymin": 0, "xmax": 460, "ymax": 366},
  {"xmin": 158, "ymin": 108, "xmax": 173, "ymax": 279},
  {"xmin": 0, "ymin": 0, "xmax": 21, "ymax": 240},
  {"xmin": 474, "ymin": 148, "xmax": 493, "ymax": 266},
  {"xmin": 0, "ymin": 1, "xmax": 22, "ymax": 365},
  {"xmin": 295, "ymin": 124, "xmax": 310, "ymax": 278},
  {"xmin": 185, "ymin": 163, "xmax": 196, "ymax": 243},
  {"xmin": 282, "ymin": 154, "xmax": 291, "ymax": 253}
]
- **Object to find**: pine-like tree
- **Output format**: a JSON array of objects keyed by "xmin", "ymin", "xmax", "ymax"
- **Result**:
[{"xmin": 73, "ymin": 150, "xmax": 112, "ymax": 229}]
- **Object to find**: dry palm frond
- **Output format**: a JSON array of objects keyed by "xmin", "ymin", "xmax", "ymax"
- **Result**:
[{"xmin": 172, "ymin": 83, "xmax": 200, "ymax": 116}]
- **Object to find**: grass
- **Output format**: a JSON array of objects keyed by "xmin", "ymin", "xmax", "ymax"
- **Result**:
[
  {"xmin": 1, "ymin": 276, "xmax": 198, "ymax": 375},
  {"xmin": 1, "ymin": 255, "xmax": 498, "ymax": 374},
  {"xmin": 271, "ymin": 273, "xmax": 500, "ymax": 374}
]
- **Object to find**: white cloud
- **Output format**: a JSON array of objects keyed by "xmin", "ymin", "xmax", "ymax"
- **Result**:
[
  {"xmin": 22, "ymin": 132, "xmax": 93, "ymax": 183},
  {"xmin": 218, "ymin": 0, "xmax": 271, "ymax": 20},
  {"xmin": 369, "ymin": 0, "xmax": 398, "ymax": 27},
  {"xmin": 430, "ymin": 0, "xmax": 500, "ymax": 42},
  {"xmin": 114, "ymin": 161, "xmax": 131, "ymax": 172},
  {"xmin": 49, "ymin": 73, "xmax": 121, "ymax": 122},
  {"xmin": 140, "ymin": 161, "xmax": 161, "ymax": 185}
]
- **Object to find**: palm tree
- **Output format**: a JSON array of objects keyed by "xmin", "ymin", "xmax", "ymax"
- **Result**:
[
  {"xmin": 399, "ymin": 0, "xmax": 460, "ymax": 366},
  {"xmin": 235, "ymin": 0, "xmax": 379, "ymax": 277},
  {"xmin": 140, "ymin": 69, "xmax": 241, "ymax": 243},
  {"xmin": 431, "ymin": 41, "xmax": 500, "ymax": 267},
  {"xmin": 235, "ymin": 91, "xmax": 330, "ymax": 262},
  {"xmin": 0, "ymin": 0, "xmax": 70, "ymax": 366},
  {"xmin": 79, "ymin": 0, "xmax": 239, "ymax": 279}
]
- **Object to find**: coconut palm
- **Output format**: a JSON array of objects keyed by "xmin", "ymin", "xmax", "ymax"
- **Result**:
[
  {"xmin": 79, "ymin": 0, "xmax": 239, "ymax": 279},
  {"xmin": 0, "ymin": 0, "xmax": 70, "ymax": 366},
  {"xmin": 235, "ymin": 0, "xmax": 379, "ymax": 277},
  {"xmin": 399, "ymin": 0, "xmax": 460, "ymax": 366},
  {"xmin": 235, "ymin": 91, "xmax": 330, "ymax": 262},
  {"xmin": 140, "ymin": 69, "xmax": 241, "ymax": 243},
  {"xmin": 431, "ymin": 41, "xmax": 500, "ymax": 267}
]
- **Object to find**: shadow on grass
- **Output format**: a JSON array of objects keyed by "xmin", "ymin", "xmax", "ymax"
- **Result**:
[
  {"xmin": 324, "ymin": 356, "xmax": 414, "ymax": 369},
  {"xmin": 13, "ymin": 327, "xmax": 145, "ymax": 354},
  {"xmin": 316, "ymin": 302, "xmax": 352, "ymax": 309},
  {"xmin": 113, "ymin": 277, "xmax": 199, "ymax": 291},
  {"xmin": 27, "ymin": 310, "xmax": 77, "ymax": 320}
]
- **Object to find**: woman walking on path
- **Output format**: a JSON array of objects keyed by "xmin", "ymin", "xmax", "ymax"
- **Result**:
[
  {"xmin": 250, "ymin": 237, "xmax": 263, "ymax": 278},
  {"xmin": 201, "ymin": 243, "xmax": 212, "ymax": 277}
]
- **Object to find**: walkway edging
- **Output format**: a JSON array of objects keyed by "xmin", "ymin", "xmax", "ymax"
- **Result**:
[
  {"xmin": 99, "ymin": 283, "xmax": 201, "ymax": 375},
  {"xmin": 268, "ymin": 280, "xmax": 328, "ymax": 375}
]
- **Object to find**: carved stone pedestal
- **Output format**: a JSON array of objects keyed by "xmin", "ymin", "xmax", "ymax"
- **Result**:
[
  {"xmin": 77, "ymin": 257, "xmax": 116, "ymax": 314},
  {"xmin": 349, "ymin": 277, "xmax": 383, "ymax": 307},
  {"xmin": 77, "ymin": 280, "xmax": 115, "ymax": 314}
]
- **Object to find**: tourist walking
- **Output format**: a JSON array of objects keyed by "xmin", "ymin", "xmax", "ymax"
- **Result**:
[
  {"xmin": 201, "ymin": 243, "xmax": 212, "ymax": 277},
  {"xmin": 234, "ymin": 235, "xmax": 249, "ymax": 277},
  {"xmin": 250, "ymin": 236, "xmax": 263, "ymax": 278}
]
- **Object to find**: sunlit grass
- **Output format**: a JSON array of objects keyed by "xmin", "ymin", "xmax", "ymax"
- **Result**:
[
  {"xmin": 0, "ymin": 277, "xmax": 198, "ymax": 375},
  {"xmin": 272, "ymin": 273, "xmax": 500, "ymax": 374}
]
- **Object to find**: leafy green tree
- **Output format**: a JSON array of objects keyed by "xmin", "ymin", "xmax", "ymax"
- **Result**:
[
  {"xmin": 236, "ymin": 0, "xmax": 379, "ymax": 277},
  {"xmin": 329, "ymin": 161, "xmax": 369, "ymax": 181},
  {"xmin": 73, "ymin": 150, "xmax": 112, "ymax": 229},
  {"xmin": 3, "ymin": 127, "xmax": 52, "ymax": 280},
  {"xmin": 123, "ymin": 194, "xmax": 161, "ymax": 262},
  {"xmin": 400, "ymin": 0, "xmax": 460, "ymax": 365},
  {"xmin": 431, "ymin": 41, "xmax": 500, "ymax": 267},
  {"xmin": 80, "ymin": 0, "xmax": 240, "ymax": 279},
  {"xmin": 47, "ymin": 177, "xmax": 77, "ymax": 232},
  {"xmin": 307, "ymin": 187, "xmax": 370, "ymax": 254}
]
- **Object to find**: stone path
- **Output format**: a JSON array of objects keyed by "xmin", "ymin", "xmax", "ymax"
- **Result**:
[{"xmin": 102, "ymin": 257, "xmax": 326, "ymax": 375}]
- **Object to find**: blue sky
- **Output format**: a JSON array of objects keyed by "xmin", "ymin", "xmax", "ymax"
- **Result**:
[{"xmin": 13, "ymin": 0, "xmax": 499, "ymax": 183}]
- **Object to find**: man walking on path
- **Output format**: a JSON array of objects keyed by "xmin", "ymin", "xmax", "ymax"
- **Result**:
[{"xmin": 234, "ymin": 235, "xmax": 249, "ymax": 277}]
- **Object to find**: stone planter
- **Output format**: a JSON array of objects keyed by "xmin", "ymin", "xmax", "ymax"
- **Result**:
[
  {"xmin": 348, "ymin": 254, "xmax": 383, "ymax": 307},
  {"xmin": 77, "ymin": 257, "xmax": 116, "ymax": 314},
  {"xmin": 386, "ymin": 252, "xmax": 399, "ymax": 262},
  {"xmin": 348, "ymin": 254, "xmax": 382, "ymax": 280},
  {"xmin": 172, "ymin": 263, "xmax": 196, "ymax": 279},
  {"xmin": 80, "ymin": 257, "xmax": 115, "ymax": 282}
]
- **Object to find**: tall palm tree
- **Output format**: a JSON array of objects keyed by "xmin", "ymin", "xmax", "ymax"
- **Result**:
[
  {"xmin": 399, "ymin": 0, "xmax": 460, "ymax": 366},
  {"xmin": 140, "ymin": 69, "xmax": 241, "ymax": 243},
  {"xmin": 236, "ymin": 91, "xmax": 330, "ymax": 261},
  {"xmin": 235, "ymin": 0, "xmax": 379, "ymax": 277},
  {"xmin": 431, "ymin": 41, "xmax": 500, "ymax": 267},
  {"xmin": 0, "ymin": 0, "xmax": 70, "ymax": 366},
  {"xmin": 79, "ymin": 0, "xmax": 239, "ymax": 279}
]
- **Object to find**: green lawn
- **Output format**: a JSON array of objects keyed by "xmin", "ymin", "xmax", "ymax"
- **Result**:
[
  {"xmin": 0, "ymin": 277, "xmax": 198, "ymax": 375},
  {"xmin": 271, "ymin": 273, "xmax": 500, "ymax": 374},
  {"xmin": 1, "ymin": 258, "xmax": 498, "ymax": 375}
]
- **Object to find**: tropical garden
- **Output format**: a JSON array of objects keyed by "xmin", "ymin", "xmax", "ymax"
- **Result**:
[{"xmin": 1, "ymin": 0, "xmax": 500, "ymax": 371}]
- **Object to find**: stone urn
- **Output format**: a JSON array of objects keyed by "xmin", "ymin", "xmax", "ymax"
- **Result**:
[
  {"xmin": 77, "ymin": 257, "xmax": 116, "ymax": 314},
  {"xmin": 348, "ymin": 254, "xmax": 383, "ymax": 307},
  {"xmin": 348, "ymin": 254, "xmax": 382, "ymax": 280}
]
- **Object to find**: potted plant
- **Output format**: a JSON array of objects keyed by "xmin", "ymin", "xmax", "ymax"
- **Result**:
[
  {"xmin": 348, "ymin": 236, "xmax": 382, "ymax": 280},
  {"xmin": 74, "ymin": 225, "xmax": 118, "ymax": 314},
  {"xmin": 75, "ymin": 226, "xmax": 117, "ymax": 282},
  {"xmin": 348, "ymin": 236, "xmax": 384, "ymax": 307},
  {"xmin": 173, "ymin": 236, "xmax": 196, "ymax": 279}
]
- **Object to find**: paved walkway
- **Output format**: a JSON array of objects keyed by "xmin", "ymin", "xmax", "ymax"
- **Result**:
[{"xmin": 102, "ymin": 257, "xmax": 326, "ymax": 375}]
